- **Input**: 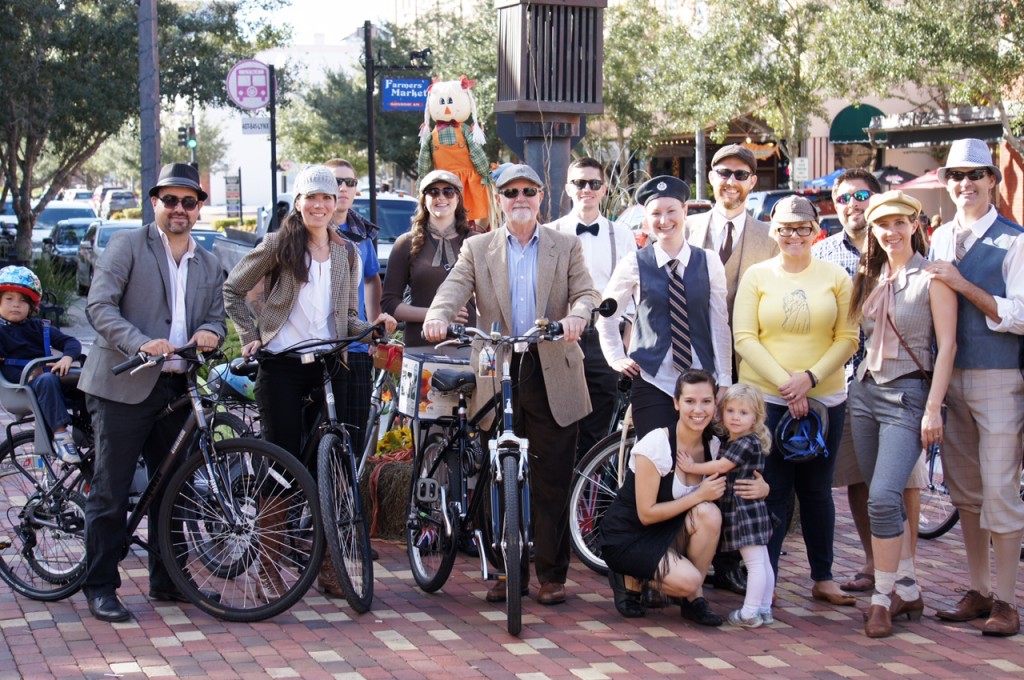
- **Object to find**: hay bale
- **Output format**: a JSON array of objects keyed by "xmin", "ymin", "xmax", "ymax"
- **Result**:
[{"xmin": 359, "ymin": 458, "xmax": 412, "ymax": 539}]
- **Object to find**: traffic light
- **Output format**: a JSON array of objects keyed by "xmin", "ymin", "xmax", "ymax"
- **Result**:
[
  {"xmin": 186, "ymin": 126, "xmax": 197, "ymax": 150},
  {"xmin": 177, "ymin": 126, "xmax": 188, "ymax": 147}
]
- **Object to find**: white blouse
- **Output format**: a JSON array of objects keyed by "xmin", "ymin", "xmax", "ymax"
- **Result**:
[
  {"xmin": 630, "ymin": 428, "xmax": 720, "ymax": 499},
  {"xmin": 265, "ymin": 256, "xmax": 333, "ymax": 353}
]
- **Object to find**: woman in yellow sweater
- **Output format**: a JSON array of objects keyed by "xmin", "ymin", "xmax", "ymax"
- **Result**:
[{"xmin": 733, "ymin": 195, "xmax": 859, "ymax": 606}]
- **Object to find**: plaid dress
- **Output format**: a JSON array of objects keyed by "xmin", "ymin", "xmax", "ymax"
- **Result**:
[{"xmin": 717, "ymin": 433, "xmax": 775, "ymax": 551}]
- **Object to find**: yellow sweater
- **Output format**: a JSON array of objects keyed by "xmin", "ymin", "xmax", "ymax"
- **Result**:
[{"xmin": 733, "ymin": 257, "xmax": 858, "ymax": 398}]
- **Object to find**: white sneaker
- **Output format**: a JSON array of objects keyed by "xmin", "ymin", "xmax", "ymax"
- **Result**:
[
  {"xmin": 52, "ymin": 432, "xmax": 81, "ymax": 464},
  {"xmin": 727, "ymin": 608, "xmax": 763, "ymax": 628}
]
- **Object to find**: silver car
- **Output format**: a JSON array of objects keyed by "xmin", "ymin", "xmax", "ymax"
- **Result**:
[{"xmin": 76, "ymin": 220, "xmax": 142, "ymax": 294}]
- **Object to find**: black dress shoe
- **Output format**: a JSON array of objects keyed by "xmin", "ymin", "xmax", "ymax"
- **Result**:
[
  {"xmin": 458, "ymin": 533, "xmax": 479, "ymax": 558},
  {"xmin": 707, "ymin": 565, "xmax": 747, "ymax": 595},
  {"xmin": 680, "ymin": 596, "xmax": 724, "ymax": 627},
  {"xmin": 149, "ymin": 587, "xmax": 222, "ymax": 604},
  {"xmin": 607, "ymin": 570, "xmax": 645, "ymax": 618},
  {"xmin": 88, "ymin": 594, "xmax": 131, "ymax": 623},
  {"xmin": 371, "ymin": 547, "xmax": 380, "ymax": 561}
]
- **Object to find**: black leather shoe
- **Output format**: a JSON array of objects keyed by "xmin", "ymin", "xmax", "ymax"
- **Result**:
[
  {"xmin": 707, "ymin": 565, "xmax": 747, "ymax": 595},
  {"xmin": 88, "ymin": 594, "xmax": 131, "ymax": 623},
  {"xmin": 371, "ymin": 547, "xmax": 380, "ymax": 561},
  {"xmin": 680, "ymin": 596, "xmax": 724, "ymax": 627},
  {"xmin": 459, "ymin": 533, "xmax": 479, "ymax": 558},
  {"xmin": 149, "ymin": 587, "xmax": 222, "ymax": 604},
  {"xmin": 607, "ymin": 570, "xmax": 645, "ymax": 618}
]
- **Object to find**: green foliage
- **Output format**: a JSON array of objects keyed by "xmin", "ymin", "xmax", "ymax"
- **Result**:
[
  {"xmin": 120, "ymin": 208, "xmax": 143, "ymax": 220},
  {"xmin": 32, "ymin": 256, "xmax": 76, "ymax": 316},
  {"xmin": 277, "ymin": 99, "xmax": 368, "ymax": 170},
  {"xmin": 212, "ymin": 218, "xmax": 257, "ymax": 231},
  {"xmin": 221, "ymin": 320, "xmax": 242, "ymax": 362}
]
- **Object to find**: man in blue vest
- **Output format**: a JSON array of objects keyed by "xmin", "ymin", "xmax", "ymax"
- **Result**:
[{"xmin": 926, "ymin": 138, "xmax": 1024, "ymax": 637}]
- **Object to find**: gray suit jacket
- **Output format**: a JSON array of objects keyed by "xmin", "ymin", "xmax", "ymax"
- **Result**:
[
  {"xmin": 686, "ymin": 211, "xmax": 778, "ymax": 318},
  {"xmin": 79, "ymin": 223, "xmax": 226, "ymax": 404},
  {"xmin": 425, "ymin": 224, "xmax": 599, "ymax": 427}
]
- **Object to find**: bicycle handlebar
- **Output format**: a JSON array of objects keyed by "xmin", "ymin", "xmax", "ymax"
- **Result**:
[
  {"xmin": 443, "ymin": 320, "xmax": 564, "ymax": 346},
  {"xmin": 111, "ymin": 343, "xmax": 199, "ymax": 376},
  {"xmin": 254, "ymin": 323, "xmax": 387, "ymax": 361}
]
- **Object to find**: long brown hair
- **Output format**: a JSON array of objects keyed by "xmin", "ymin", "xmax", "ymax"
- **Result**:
[
  {"xmin": 849, "ymin": 215, "xmax": 928, "ymax": 320},
  {"xmin": 409, "ymin": 185, "xmax": 472, "ymax": 259},
  {"xmin": 269, "ymin": 204, "xmax": 344, "ymax": 291}
]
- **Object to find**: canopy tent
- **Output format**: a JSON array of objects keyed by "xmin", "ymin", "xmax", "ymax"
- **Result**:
[
  {"xmin": 805, "ymin": 169, "xmax": 843, "ymax": 188},
  {"xmin": 894, "ymin": 169, "xmax": 943, "ymax": 190},
  {"xmin": 874, "ymin": 166, "xmax": 919, "ymax": 188}
]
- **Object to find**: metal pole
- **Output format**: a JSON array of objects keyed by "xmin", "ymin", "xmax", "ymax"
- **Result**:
[
  {"xmin": 269, "ymin": 65, "xmax": 279, "ymax": 231},
  {"xmin": 694, "ymin": 127, "xmax": 706, "ymax": 201},
  {"xmin": 238, "ymin": 166, "xmax": 244, "ymax": 225},
  {"xmin": 364, "ymin": 20, "xmax": 378, "ymax": 226},
  {"xmin": 138, "ymin": 0, "xmax": 160, "ymax": 225}
]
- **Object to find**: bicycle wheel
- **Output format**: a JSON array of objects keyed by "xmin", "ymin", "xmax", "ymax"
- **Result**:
[
  {"xmin": 569, "ymin": 430, "xmax": 634, "ymax": 575},
  {"xmin": 211, "ymin": 411, "xmax": 252, "ymax": 441},
  {"xmin": 158, "ymin": 437, "xmax": 324, "ymax": 622},
  {"xmin": 406, "ymin": 432, "xmax": 459, "ymax": 592},
  {"xmin": 318, "ymin": 432, "xmax": 373, "ymax": 613},
  {"xmin": 918, "ymin": 444, "xmax": 959, "ymax": 539},
  {"xmin": 500, "ymin": 454, "xmax": 523, "ymax": 636},
  {"xmin": 0, "ymin": 430, "xmax": 87, "ymax": 601}
]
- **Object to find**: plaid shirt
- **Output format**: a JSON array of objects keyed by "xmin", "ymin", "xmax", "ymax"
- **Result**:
[
  {"xmin": 812, "ymin": 231, "xmax": 865, "ymax": 382},
  {"xmin": 417, "ymin": 123, "xmax": 490, "ymax": 179}
]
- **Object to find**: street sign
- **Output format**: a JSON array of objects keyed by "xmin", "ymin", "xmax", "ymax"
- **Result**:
[
  {"xmin": 226, "ymin": 60, "xmax": 272, "ymax": 110},
  {"xmin": 381, "ymin": 78, "xmax": 431, "ymax": 112},
  {"xmin": 241, "ymin": 117, "xmax": 271, "ymax": 135},
  {"xmin": 225, "ymin": 175, "xmax": 242, "ymax": 218},
  {"xmin": 792, "ymin": 157, "xmax": 810, "ymax": 183}
]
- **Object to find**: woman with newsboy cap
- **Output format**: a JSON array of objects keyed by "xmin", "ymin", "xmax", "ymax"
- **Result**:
[{"xmin": 733, "ymin": 195, "xmax": 859, "ymax": 607}]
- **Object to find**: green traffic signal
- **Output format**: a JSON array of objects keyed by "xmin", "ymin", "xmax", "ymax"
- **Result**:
[{"xmin": 186, "ymin": 126, "xmax": 197, "ymax": 149}]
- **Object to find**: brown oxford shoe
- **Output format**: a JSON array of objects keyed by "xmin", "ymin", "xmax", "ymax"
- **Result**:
[
  {"xmin": 935, "ymin": 589, "xmax": 994, "ymax": 622},
  {"xmin": 982, "ymin": 600, "xmax": 1020, "ymax": 637},
  {"xmin": 889, "ymin": 592, "xmax": 924, "ymax": 621},
  {"xmin": 864, "ymin": 604, "xmax": 893, "ymax": 638},
  {"xmin": 485, "ymin": 579, "xmax": 528, "ymax": 603},
  {"xmin": 537, "ymin": 582, "xmax": 566, "ymax": 605}
]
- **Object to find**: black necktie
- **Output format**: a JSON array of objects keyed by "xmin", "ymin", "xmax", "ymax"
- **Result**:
[
  {"xmin": 667, "ymin": 260, "xmax": 693, "ymax": 374},
  {"xmin": 720, "ymin": 221, "xmax": 734, "ymax": 264},
  {"xmin": 576, "ymin": 222, "xmax": 599, "ymax": 237}
]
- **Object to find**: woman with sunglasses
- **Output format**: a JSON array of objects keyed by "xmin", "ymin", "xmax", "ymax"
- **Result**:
[
  {"xmin": 381, "ymin": 170, "xmax": 475, "ymax": 351},
  {"xmin": 733, "ymin": 194, "xmax": 859, "ymax": 608}
]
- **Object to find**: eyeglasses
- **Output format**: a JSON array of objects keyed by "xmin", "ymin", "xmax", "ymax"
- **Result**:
[
  {"xmin": 835, "ymin": 189, "xmax": 873, "ymax": 205},
  {"xmin": 945, "ymin": 169, "xmax": 989, "ymax": 182},
  {"xmin": 776, "ymin": 226, "xmax": 815, "ymax": 237},
  {"xmin": 499, "ymin": 187, "xmax": 540, "ymax": 199},
  {"xmin": 568, "ymin": 179, "xmax": 605, "ymax": 190},
  {"xmin": 424, "ymin": 186, "xmax": 459, "ymax": 199},
  {"xmin": 713, "ymin": 168, "xmax": 753, "ymax": 181},
  {"xmin": 335, "ymin": 177, "xmax": 359, "ymax": 188},
  {"xmin": 156, "ymin": 195, "xmax": 200, "ymax": 211}
]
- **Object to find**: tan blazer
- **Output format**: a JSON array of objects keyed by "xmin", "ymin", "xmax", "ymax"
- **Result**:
[
  {"xmin": 425, "ymin": 224, "xmax": 599, "ymax": 427},
  {"xmin": 686, "ymin": 211, "xmax": 778, "ymax": 318}
]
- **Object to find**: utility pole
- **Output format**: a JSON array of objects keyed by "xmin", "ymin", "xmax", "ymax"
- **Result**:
[
  {"xmin": 363, "ymin": 21, "xmax": 377, "ymax": 225},
  {"xmin": 138, "ymin": 0, "xmax": 160, "ymax": 224}
]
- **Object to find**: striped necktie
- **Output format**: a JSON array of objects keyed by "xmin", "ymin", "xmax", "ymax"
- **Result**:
[
  {"xmin": 954, "ymin": 227, "xmax": 970, "ymax": 263},
  {"xmin": 667, "ymin": 259, "xmax": 693, "ymax": 374}
]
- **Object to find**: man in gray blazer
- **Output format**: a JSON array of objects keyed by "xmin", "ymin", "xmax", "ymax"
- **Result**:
[{"xmin": 80, "ymin": 163, "xmax": 225, "ymax": 622}]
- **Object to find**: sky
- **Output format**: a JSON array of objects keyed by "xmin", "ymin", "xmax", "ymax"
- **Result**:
[{"xmin": 276, "ymin": 1, "xmax": 390, "ymax": 45}]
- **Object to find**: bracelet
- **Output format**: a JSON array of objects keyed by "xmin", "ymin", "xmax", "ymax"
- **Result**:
[{"xmin": 805, "ymin": 370, "xmax": 818, "ymax": 388}]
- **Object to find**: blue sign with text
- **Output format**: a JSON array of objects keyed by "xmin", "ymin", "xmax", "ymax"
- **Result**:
[{"xmin": 381, "ymin": 78, "xmax": 431, "ymax": 112}]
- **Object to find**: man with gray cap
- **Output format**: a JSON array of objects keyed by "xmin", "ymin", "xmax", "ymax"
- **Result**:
[
  {"xmin": 926, "ymin": 138, "xmax": 1024, "ymax": 636},
  {"xmin": 424, "ymin": 163, "xmax": 599, "ymax": 606},
  {"xmin": 80, "ymin": 162, "xmax": 225, "ymax": 622}
]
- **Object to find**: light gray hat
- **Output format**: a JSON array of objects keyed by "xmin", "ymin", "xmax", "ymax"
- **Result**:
[
  {"xmin": 293, "ymin": 165, "xmax": 339, "ymax": 198},
  {"xmin": 937, "ymin": 138, "xmax": 1001, "ymax": 184},
  {"xmin": 495, "ymin": 164, "xmax": 543, "ymax": 189},
  {"xmin": 419, "ymin": 169, "xmax": 464, "ymax": 193}
]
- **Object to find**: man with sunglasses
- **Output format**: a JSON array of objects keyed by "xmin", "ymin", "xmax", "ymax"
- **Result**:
[
  {"xmin": 547, "ymin": 157, "xmax": 637, "ymax": 462},
  {"xmin": 79, "ymin": 163, "xmax": 225, "ymax": 622},
  {"xmin": 925, "ymin": 138, "xmax": 1024, "ymax": 636},
  {"xmin": 425, "ymin": 163, "xmax": 599, "ymax": 606}
]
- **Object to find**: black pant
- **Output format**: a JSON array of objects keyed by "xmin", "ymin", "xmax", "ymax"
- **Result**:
[
  {"xmin": 575, "ymin": 329, "xmax": 619, "ymax": 462},
  {"xmin": 337, "ymin": 351, "xmax": 372, "ymax": 459},
  {"xmin": 83, "ymin": 375, "xmax": 188, "ymax": 598}
]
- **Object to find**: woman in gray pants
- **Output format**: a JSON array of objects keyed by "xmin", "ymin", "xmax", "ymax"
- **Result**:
[{"xmin": 847, "ymin": 191, "xmax": 957, "ymax": 638}]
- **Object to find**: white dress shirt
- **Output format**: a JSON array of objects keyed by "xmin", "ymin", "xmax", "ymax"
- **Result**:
[
  {"xmin": 158, "ymin": 230, "xmax": 196, "ymax": 373},
  {"xmin": 546, "ymin": 213, "xmax": 638, "ymax": 293},
  {"xmin": 706, "ymin": 207, "xmax": 747, "ymax": 252},
  {"xmin": 265, "ymin": 257, "xmax": 334, "ymax": 353}
]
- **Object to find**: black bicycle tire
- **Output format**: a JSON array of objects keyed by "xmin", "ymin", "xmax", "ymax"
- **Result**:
[
  {"xmin": 0, "ymin": 430, "xmax": 87, "ymax": 601},
  {"xmin": 568, "ymin": 430, "xmax": 635, "ymax": 575},
  {"xmin": 210, "ymin": 411, "xmax": 252, "ymax": 441},
  {"xmin": 405, "ymin": 432, "xmax": 459, "ymax": 592},
  {"xmin": 318, "ymin": 432, "xmax": 374, "ymax": 613},
  {"xmin": 501, "ymin": 454, "xmax": 523, "ymax": 636},
  {"xmin": 158, "ymin": 437, "xmax": 324, "ymax": 622},
  {"xmin": 918, "ymin": 444, "xmax": 959, "ymax": 539}
]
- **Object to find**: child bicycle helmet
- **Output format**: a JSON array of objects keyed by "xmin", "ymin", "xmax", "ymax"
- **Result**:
[
  {"xmin": 208, "ymin": 360, "xmax": 256, "ymax": 403},
  {"xmin": 0, "ymin": 265, "xmax": 42, "ymax": 306},
  {"xmin": 774, "ymin": 398, "xmax": 829, "ymax": 463}
]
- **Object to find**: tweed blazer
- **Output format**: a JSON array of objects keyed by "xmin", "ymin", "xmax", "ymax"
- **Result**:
[
  {"xmin": 223, "ymin": 231, "xmax": 370, "ymax": 348},
  {"xmin": 425, "ymin": 224, "xmax": 600, "ymax": 427},
  {"xmin": 79, "ymin": 223, "xmax": 226, "ymax": 404},
  {"xmin": 686, "ymin": 211, "xmax": 778, "ymax": 318}
]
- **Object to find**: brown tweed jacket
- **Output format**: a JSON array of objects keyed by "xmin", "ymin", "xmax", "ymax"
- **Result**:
[{"xmin": 223, "ymin": 231, "xmax": 370, "ymax": 347}]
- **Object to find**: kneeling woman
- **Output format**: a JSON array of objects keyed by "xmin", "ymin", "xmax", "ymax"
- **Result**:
[{"xmin": 601, "ymin": 370, "xmax": 768, "ymax": 626}]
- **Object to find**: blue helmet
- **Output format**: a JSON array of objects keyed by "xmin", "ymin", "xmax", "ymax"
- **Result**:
[
  {"xmin": 208, "ymin": 360, "xmax": 256, "ymax": 403},
  {"xmin": 0, "ymin": 265, "xmax": 42, "ymax": 306},
  {"xmin": 774, "ymin": 399, "xmax": 829, "ymax": 463}
]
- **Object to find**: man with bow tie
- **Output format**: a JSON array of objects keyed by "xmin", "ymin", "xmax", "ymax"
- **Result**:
[{"xmin": 547, "ymin": 157, "xmax": 637, "ymax": 461}]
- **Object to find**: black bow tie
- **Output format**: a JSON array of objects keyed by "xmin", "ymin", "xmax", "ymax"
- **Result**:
[{"xmin": 576, "ymin": 222, "xmax": 599, "ymax": 237}]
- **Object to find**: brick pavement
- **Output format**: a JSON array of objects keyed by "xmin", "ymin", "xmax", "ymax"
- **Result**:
[{"xmin": 1, "ymin": 496, "xmax": 1023, "ymax": 679}]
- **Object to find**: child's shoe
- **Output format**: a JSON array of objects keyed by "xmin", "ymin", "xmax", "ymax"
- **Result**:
[
  {"xmin": 759, "ymin": 608, "xmax": 774, "ymax": 625},
  {"xmin": 727, "ymin": 608, "xmax": 763, "ymax": 628},
  {"xmin": 52, "ymin": 432, "xmax": 81, "ymax": 464}
]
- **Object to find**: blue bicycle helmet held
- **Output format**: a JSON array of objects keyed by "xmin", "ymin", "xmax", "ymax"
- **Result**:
[
  {"xmin": 774, "ymin": 399, "xmax": 829, "ymax": 463},
  {"xmin": 208, "ymin": 360, "xmax": 256, "ymax": 403}
]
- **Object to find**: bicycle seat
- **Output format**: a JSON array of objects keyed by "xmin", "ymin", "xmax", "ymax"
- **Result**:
[{"xmin": 431, "ymin": 368, "xmax": 476, "ymax": 395}]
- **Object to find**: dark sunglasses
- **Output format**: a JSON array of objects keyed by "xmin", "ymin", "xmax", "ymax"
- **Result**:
[
  {"xmin": 945, "ymin": 168, "xmax": 989, "ymax": 182},
  {"xmin": 335, "ymin": 177, "xmax": 359, "ymax": 188},
  {"xmin": 713, "ymin": 168, "xmax": 753, "ymax": 181},
  {"xmin": 500, "ymin": 187, "xmax": 540, "ymax": 199},
  {"xmin": 835, "ymin": 189, "xmax": 873, "ymax": 205},
  {"xmin": 568, "ymin": 179, "xmax": 604, "ymax": 190},
  {"xmin": 424, "ymin": 186, "xmax": 459, "ymax": 199},
  {"xmin": 156, "ymin": 195, "xmax": 200, "ymax": 211}
]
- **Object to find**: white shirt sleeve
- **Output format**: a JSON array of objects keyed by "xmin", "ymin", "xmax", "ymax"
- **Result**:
[
  {"xmin": 597, "ymin": 251, "xmax": 640, "ymax": 366},
  {"xmin": 629, "ymin": 428, "xmax": 673, "ymax": 476},
  {"xmin": 705, "ymin": 253, "xmax": 733, "ymax": 386},
  {"xmin": 990, "ymin": 234, "xmax": 1024, "ymax": 334}
]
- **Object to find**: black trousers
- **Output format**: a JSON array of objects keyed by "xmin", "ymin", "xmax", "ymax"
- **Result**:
[
  {"xmin": 336, "ymin": 351, "xmax": 373, "ymax": 459},
  {"xmin": 83, "ymin": 374, "xmax": 188, "ymax": 598},
  {"xmin": 575, "ymin": 329, "xmax": 619, "ymax": 462}
]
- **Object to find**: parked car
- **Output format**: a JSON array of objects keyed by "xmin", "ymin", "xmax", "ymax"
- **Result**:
[
  {"xmin": 100, "ymin": 190, "xmax": 139, "ymax": 218},
  {"xmin": 60, "ymin": 188, "xmax": 93, "ymax": 203},
  {"xmin": 31, "ymin": 200, "xmax": 98, "ymax": 258},
  {"xmin": 76, "ymin": 220, "xmax": 141, "ymax": 293},
  {"xmin": 745, "ymin": 189, "xmax": 837, "ymax": 223},
  {"xmin": 91, "ymin": 186, "xmax": 125, "ymax": 216},
  {"xmin": 43, "ymin": 217, "xmax": 99, "ymax": 271},
  {"xmin": 617, "ymin": 199, "xmax": 717, "ymax": 248},
  {"xmin": 0, "ymin": 215, "xmax": 16, "ymax": 263},
  {"xmin": 190, "ymin": 228, "xmax": 225, "ymax": 253}
]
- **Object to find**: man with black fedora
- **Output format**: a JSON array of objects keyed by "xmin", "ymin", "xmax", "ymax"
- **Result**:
[
  {"xmin": 80, "ymin": 162, "xmax": 225, "ymax": 622},
  {"xmin": 926, "ymin": 138, "xmax": 1024, "ymax": 636}
]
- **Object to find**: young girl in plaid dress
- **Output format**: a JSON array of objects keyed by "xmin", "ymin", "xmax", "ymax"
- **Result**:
[{"xmin": 679, "ymin": 383, "xmax": 776, "ymax": 627}]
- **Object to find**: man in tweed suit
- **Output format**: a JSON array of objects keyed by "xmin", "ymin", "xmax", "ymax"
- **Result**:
[
  {"xmin": 424, "ymin": 164, "xmax": 599, "ymax": 606},
  {"xmin": 80, "ymin": 163, "xmax": 225, "ymax": 622}
]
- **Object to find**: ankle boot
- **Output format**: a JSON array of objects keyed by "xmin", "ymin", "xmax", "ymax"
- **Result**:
[
  {"xmin": 607, "ymin": 570, "xmax": 645, "ymax": 618},
  {"xmin": 889, "ymin": 592, "xmax": 924, "ymax": 621},
  {"xmin": 318, "ymin": 555, "xmax": 345, "ymax": 598},
  {"xmin": 865, "ymin": 604, "xmax": 893, "ymax": 638},
  {"xmin": 256, "ymin": 497, "xmax": 288, "ymax": 602}
]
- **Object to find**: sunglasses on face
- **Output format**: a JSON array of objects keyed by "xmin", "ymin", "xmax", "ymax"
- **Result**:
[
  {"xmin": 776, "ymin": 226, "xmax": 815, "ymax": 237},
  {"xmin": 713, "ymin": 168, "xmax": 753, "ymax": 181},
  {"xmin": 424, "ymin": 186, "xmax": 459, "ymax": 199},
  {"xmin": 156, "ymin": 195, "xmax": 200, "ymax": 211},
  {"xmin": 835, "ymin": 189, "xmax": 873, "ymax": 205},
  {"xmin": 568, "ymin": 179, "xmax": 604, "ymax": 190},
  {"xmin": 500, "ymin": 187, "xmax": 540, "ymax": 199},
  {"xmin": 945, "ymin": 169, "xmax": 989, "ymax": 182},
  {"xmin": 335, "ymin": 177, "xmax": 358, "ymax": 188}
]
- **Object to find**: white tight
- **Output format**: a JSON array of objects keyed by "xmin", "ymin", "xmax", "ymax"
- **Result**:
[{"xmin": 740, "ymin": 544, "xmax": 775, "ymax": 615}]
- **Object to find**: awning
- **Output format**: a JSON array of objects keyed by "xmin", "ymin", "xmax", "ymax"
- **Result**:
[
  {"xmin": 868, "ymin": 106, "xmax": 1004, "ymax": 148},
  {"xmin": 894, "ymin": 169, "xmax": 943, "ymax": 190},
  {"xmin": 830, "ymin": 104, "xmax": 885, "ymax": 144}
]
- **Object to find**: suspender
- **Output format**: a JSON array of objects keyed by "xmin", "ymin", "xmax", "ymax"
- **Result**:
[
  {"xmin": 3, "ymin": 320, "xmax": 52, "ymax": 369},
  {"xmin": 605, "ymin": 217, "xmax": 617, "ymax": 267}
]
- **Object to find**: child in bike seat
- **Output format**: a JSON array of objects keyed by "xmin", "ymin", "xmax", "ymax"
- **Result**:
[{"xmin": 0, "ymin": 265, "xmax": 83, "ymax": 463}]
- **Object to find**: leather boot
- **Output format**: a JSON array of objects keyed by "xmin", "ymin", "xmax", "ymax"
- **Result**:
[
  {"xmin": 256, "ymin": 497, "xmax": 288, "ymax": 602},
  {"xmin": 865, "ymin": 604, "xmax": 892, "ymax": 638},
  {"xmin": 318, "ymin": 555, "xmax": 345, "ymax": 598}
]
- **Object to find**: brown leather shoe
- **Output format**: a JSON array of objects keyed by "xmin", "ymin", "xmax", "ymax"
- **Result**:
[
  {"xmin": 864, "ymin": 604, "xmax": 892, "ymax": 638},
  {"xmin": 935, "ymin": 589, "xmax": 994, "ymax": 622},
  {"xmin": 811, "ymin": 583, "xmax": 856, "ymax": 607},
  {"xmin": 889, "ymin": 593, "xmax": 924, "ymax": 621},
  {"xmin": 485, "ymin": 580, "xmax": 528, "ymax": 603},
  {"xmin": 982, "ymin": 600, "xmax": 1020, "ymax": 637},
  {"xmin": 537, "ymin": 582, "xmax": 566, "ymax": 605},
  {"xmin": 317, "ymin": 555, "xmax": 345, "ymax": 598}
]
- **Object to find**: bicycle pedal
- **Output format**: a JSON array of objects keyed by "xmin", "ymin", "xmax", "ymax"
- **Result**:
[{"xmin": 414, "ymin": 477, "xmax": 441, "ymax": 504}]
